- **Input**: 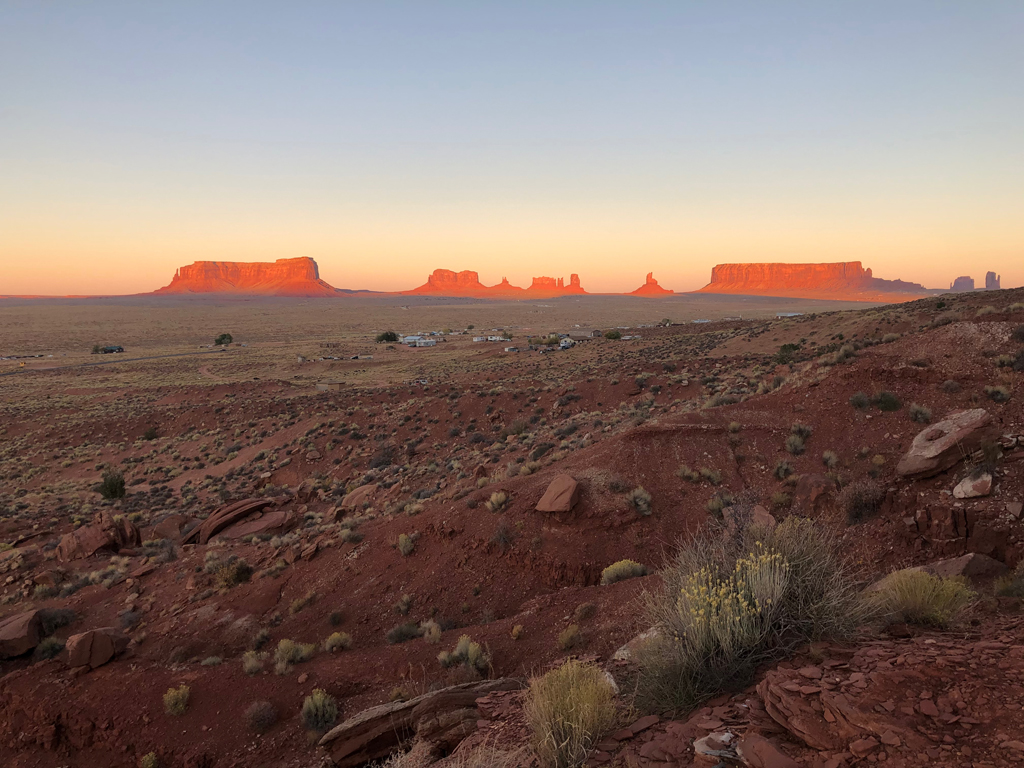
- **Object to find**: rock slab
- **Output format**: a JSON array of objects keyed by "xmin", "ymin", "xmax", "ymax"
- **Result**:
[
  {"xmin": 65, "ymin": 627, "xmax": 129, "ymax": 669},
  {"xmin": 896, "ymin": 409, "xmax": 999, "ymax": 479},
  {"xmin": 535, "ymin": 475, "xmax": 580, "ymax": 513}
]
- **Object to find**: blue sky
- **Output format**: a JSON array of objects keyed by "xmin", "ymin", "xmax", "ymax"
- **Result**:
[{"xmin": 2, "ymin": 2, "xmax": 1022, "ymax": 293}]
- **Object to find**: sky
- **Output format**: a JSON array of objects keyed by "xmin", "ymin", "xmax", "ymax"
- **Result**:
[{"xmin": 1, "ymin": 2, "xmax": 1023, "ymax": 295}]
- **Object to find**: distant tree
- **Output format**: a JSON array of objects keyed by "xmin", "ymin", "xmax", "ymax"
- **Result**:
[
  {"xmin": 214, "ymin": 333, "xmax": 233, "ymax": 346},
  {"xmin": 467, "ymin": 324, "xmax": 475, "ymax": 330},
  {"xmin": 143, "ymin": 426, "xmax": 159, "ymax": 441},
  {"xmin": 661, "ymin": 318, "xmax": 672, "ymax": 327},
  {"xmin": 91, "ymin": 345, "xmax": 101, "ymax": 354},
  {"xmin": 502, "ymin": 331, "xmax": 513, "ymax": 340},
  {"xmin": 376, "ymin": 331, "xmax": 399, "ymax": 343},
  {"xmin": 604, "ymin": 330, "xmax": 622, "ymax": 340},
  {"xmin": 97, "ymin": 469, "xmax": 126, "ymax": 499}
]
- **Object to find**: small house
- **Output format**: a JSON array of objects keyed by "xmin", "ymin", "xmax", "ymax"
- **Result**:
[
  {"xmin": 316, "ymin": 381, "xmax": 345, "ymax": 392},
  {"xmin": 415, "ymin": 339, "xmax": 437, "ymax": 347}
]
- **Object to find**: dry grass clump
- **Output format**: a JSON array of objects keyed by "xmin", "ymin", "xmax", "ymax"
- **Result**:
[
  {"xmin": 216, "ymin": 558, "xmax": 252, "ymax": 588},
  {"xmin": 821, "ymin": 450, "xmax": 838, "ymax": 469},
  {"xmin": 242, "ymin": 650, "xmax": 266, "ymax": 675},
  {"xmin": 437, "ymin": 634, "xmax": 490, "ymax": 673},
  {"xmin": 995, "ymin": 561, "xmax": 1024, "ymax": 598},
  {"xmin": 524, "ymin": 660, "xmax": 616, "ymax": 768},
  {"xmin": 443, "ymin": 743, "xmax": 530, "ymax": 768},
  {"xmin": 557, "ymin": 623, "xmax": 582, "ymax": 651},
  {"xmin": 625, "ymin": 486, "xmax": 652, "ymax": 516},
  {"xmin": 600, "ymin": 559, "xmax": 649, "ymax": 585},
  {"xmin": 163, "ymin": 685, "xmax": 190, "ymax": 716},
  {"xmin": 139, "ymin": 752, "xmax": 159, "ymax": 768},
  {"xmin": 398, "ymin": 533, "xmax": 416, "ymax": 556},
  {"xmin": 698, "ymin": 467, "xmax": 722, "ymax": 485},
  {"xmin": 485, "ymin": 491, "xmax": 508, "ymax": 513},
  {"xmin": 289, "ymin": 590, "xmax": 317, "ymax": 614},
  {"xmin": 34, "ymin": 636, "xmax": 65, "ymax": 660},
  {"xmin": 324, "ymin": 632, "xmax": 353, "ymax": 652},
  {"xmin": 245, "ymin": 700, "xmax": 277, "ymax": 733},
  {"xmin": 421, "ymin": 619, "xmax": 442, "ymax": 644},
  {"xmin": 273, "ymin": 638, "xmax": 315, "ymax": 674},
  {"xmin": 637, "ymin": 518, "xmax": 863, "ymax": 713},
  {"xmin": 301, "ymin": 688, "xmax": 338, "ymax": 733},
  {"xmin": 908, "ymin": 403, "xmax": 932, "ymax": 424},
  {"xmin": 387, "ymin": 622, "xmax": 424, "ymax": 644},
  {"xmin": 985, "ymin": 385, "xmax": 1011, "ymax": 403},
  {"xmin": 840, "ymin": 479, "xmax": 885, "ymax": 524},
  {"xmin": 868, "ymin": 570, "xmax": 975, "ymax": 628},
  {"xmin": 784, "ymin": 434, "xmax": 805, "ymax": 455},
  {"xmin": 675, "ymin": 465, "xmax": 700, "ymax": 483}
]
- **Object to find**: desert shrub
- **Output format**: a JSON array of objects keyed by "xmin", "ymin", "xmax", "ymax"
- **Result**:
[
  {"xmin": 200, "ymin": 656, "xmax": 222, "ymax": 666},
  {"xmin": 289, "ymin": 590, "xmax": 316, "ymax": 614},
  {"xmin": 393, "ymin": 593, "xmax": 413, "ymax": 615},
  {"xmin": 242, "ymin": 650, "xmax": 266, "ymax": 675},
  {"xmin": 97, "ymin": 469, "xmax": 126, "ymax": 499},
  {"xmin": 626, "ymin": 486, "xmax": 652, "ymax": 516},
  {"xmin": 840, "ymin": 479, "xmax": 885, "ymax": 523},
  {"xmin": 941, "ymin": 379, "xmax": 961, "ymax": 393},
  {"xmin": 821, "ymin": 450, "xmax": 838, "ymax": 469},
  {"xmin": 485, "ymin": 491, "xmax": 508, "ymax": 513},
  {"xmin": 727, "ymin": 421, "xmax": 742, "ymax": 433},
  {"xmin": 511, "ymin": 624, "xmax": 524, "ymax": 640},
  {"xmin": 573, "ymin": 602, "xmax": 597, "ymax": 622},
  {"xmin": 376, "ymin": 330, "xmax": 399, "ymax": 343},
  {"xmin": 324, "ymin": 632, "xmax": 352, "ymax": 652},
  {"xmin": 785, "ymin": 434, "xmax": 805, "ymax": 455},
  {"xmin": 708, "ymin": 394, "xmax": 739, "ymax": 407},
  {"xmin": 531, "ymin": 442, "xmax": 556, "ymax": 461},
  {"xmin": 699, "ymin": 467, "xmax": 722, "ymax": 485},
  {"xmin": 557, "ymin": 623, "xmax": 582, "ymax": 651},
  {"xmin": 421, "ymin": 619, "xmax": 442, "ymax": 644},
  {"xmin": 676, "ymin": 465, "xmax": 700, "ymax": 483},
  {"xmin": 604, "ymin": 330, "xmax": 621, "ymax": 340},
  {"xmin": 490, "ymin": 521, "xmax": 514, "ymax": 552},
  {"xmin": 301, "ymin": 689, "xmax": 338, "ymax": 733},
  {"xmin": 34, "ymin": 636, "xmax": 65, "ymax": 660},
  {"xmin": 246, "ymin": 700, "xmax": 277, "ymax": 734},
  {"xmin": 386, "ymin": 622, "xmax": 424, "ymax": 644},
  {"xmin": 519, "ymin": 461, "xmax": 541, "ymax": 475},
  {"xmin": 273, "ymin": 638, "xmax": 315, "ymax": 673},
  {"xmin": 370, "ymin": 443, "xmax": 397, "ymax": 468},
  {"xmin": 882, "ymin": 333, "xmax": 900, "ymax": 343},
  {"xmin": 600, "ymin": 559, "xmax": 649, "ymax": 585},
  {"xmin": 525, "ymin": 660, "xmax": 616, "ymax": 768},
  {"xmin": 214, "ymin": 333, "xmax": 233, "ymax": 345},
  {"xmin": 773, "ymin": 460, "xmax": 792, "ymax": 480},
  {"xmin": 874, "ymin": 391, "xmax": 902, "ymax": 412},
  {"xmin": 908, "ymin": 403, "xmax": 932, "ymax": 424},
  {"xmin": 143, "ymin": 426, "xmax": 159, "ymax": 441},
  {"xmin": 976, "ymin": 305, "xmax": 997, "ymax": 317},
  {"xmin": 216, "ymin": 559, "xmax": 252, "ymax": 588},
  {"xmin": 790, "ymin": 422, "xmax": 813, "ymax": 439},
  {"xmin": 849, "ymin": 391, "xmax": 870, "ymax": 409},
  {"xmin": 995, "ymin": 562, "xmax": 1024, "ymax": 598},
  {"xmin": 163, "ymin": 685, "xmax": 190, "ymax": 716},
  {"xmin": 1012, "ymin": 325, "xmax": 1024, "ymax": 343},
  {"xmin": 985, "ymin": 385, "xmax": 1011, "ymax": 403},
  {"xmin": 39, "ymin": 607, "xmax": 76, "ymax": 636},
  {"xmin": 770, "ymin": 491, "xmax": 791, "ymax": 510},
  {"xmin": 1010, "ymin": 304, "xmax": 1024, "ymax": 314},
  {"xmin": 637, "ymin": 518, "xmax": 863, "ymax": 713},
  {"xmin": 438, "ymin": 634, "xmax": 489, "ymax": 673},
  {"xmin": 868, "ymin": 570, "xmax": 974, "ymax": 628},
  {"xmin": 397, "ymin": 533, "xmax": 415, "ymax": 556},
  {"xmin": 140, "ymin": 753, "xmax": 159, "ymax": 768}
]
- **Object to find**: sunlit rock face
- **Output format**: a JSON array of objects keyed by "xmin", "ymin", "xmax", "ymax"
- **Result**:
[
  {"xmin": 406, "ymin": 269, "xmax": 587, "ymax": 297},
  {"xmin": 155, "ymin": 258, "xmax": 339, "ymax": 297},
  {"xmin": 697, "ymin": 261, "xmax": 929, "ymax": 301},
  {"xmin": 630, "ymin": 272, "xmax": 673, "ymax": 296}
]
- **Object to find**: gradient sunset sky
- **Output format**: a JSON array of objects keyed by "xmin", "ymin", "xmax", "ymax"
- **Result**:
[{"xmin": 2, "ymin": 2, "xmax": 1023, "ymax": 295}]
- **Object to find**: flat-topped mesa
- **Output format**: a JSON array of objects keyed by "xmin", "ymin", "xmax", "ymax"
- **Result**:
[
  {"xmin": 697, "ymin": 261, "xmax": 930, "ymax": 302},
  {"xmin": 630, "ymin": 272, "xmax": 673, "ymax": 296},
  {"xmin": 154, "ymin": 257, "xmax": 339, "ymax": 297},
  {"xmin": 526, "ymin": 274, "xmax": 586, "ymax": 296}
]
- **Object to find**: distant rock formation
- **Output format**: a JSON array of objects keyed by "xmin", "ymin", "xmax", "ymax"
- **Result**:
[
  {"xmin": 630, "ymin": 273, "xmax": 673, "ymax": 296},
  {"xmin": 986, "ymin": 271, "xmax": 1001, "ymax": 290},
  {"xmin": 154, "ymin": 257, "xmax": 339, "ymax": 297},
  {"xmin": 406, "ymin": 269, "xmax": 586, "ymax": 297},
  {"xmin": 950, "ymin": 276, "xmax": 975, "ymax": 292},
  {"xmin": 696, "ymin": 262, "xmax": 930, "ymax": 302}
]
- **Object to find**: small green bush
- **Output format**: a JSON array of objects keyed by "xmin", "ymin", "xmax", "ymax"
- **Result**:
[
  {"xmin": 676, "ymin": 465, "xmax": 700, "ymax": 483},
  {"xmin": 398, "ymin": 533, "xmax": 415, "ymax": 556},
  {"xmin": 140, "ymin": 753, "xmax": 160, "ymax": 768},
  {"xmin": 242, "ymin": 650, "xmax": 266, "ymax": 675},
  {"xmin": 214, "ymin": 333, "xmax": 233, "ymax": 346},
  {"xmin": 790, "ymin": 422, "xmax": 813, "ymax": 439},
  {"xmin": 773, "ymin": 460, "xmax": 792, "ymax": 480},
  {"xmin": 34, "ymin": 636, "xmax": 65, "ymax": 660},
  {"xmin": 97, "ymin": 469, "xmax": 126, "ymax": 499},
  {"xmin": 557, "ymin": 624, "xmax": 582, "ymax": 651},
  {"xmin": 604, "ymin": 330, "xmax": 622, "ymax": 340},
  {"xmin": 163, "ymin": 685, "xmax": 190, "ymax": 716},
  {"xmin": 908, "ymin": 403, "xmax": 932, "ymax": 424},
  {"xmin": 600, "ymin": 559, "xmax": 649, "ymax": 585},
  {"xmin": 485, "ymin": 491, "xmax": 508, "ymax": 513},
  {"xmin": 821, "ymin": 450, "xmax": 838, "ymax": 469},
  {"xmin": 785, "ymin": 434, "xmax": 805, "ymax": 455},
  {"xmin": 985, "ymin": 385, "xmax": 1011, "ymax": 403},
  {"xmin": 699, "ymin": 467, "xmax": 722, "ymax": 485},
  {"xmin": 324, "ymin": 632, "xmax": 352, "ymax": 652},
  {"xmin": 874, "ymin": 391, "xmax": 902, "ymax": 412},
  {"xmin": 386, "ymin": 622, "xmax": 423, "ymax": 644},
  {"xmin": 273, "ymin": 638, "xmax": 315, "ymax": 674},
  {"xmin": 840, "ymin": 479, "xmax": 884, "ymax": 523},
  {"xmin": 437, "ymin": 634, "xmax": 489, "ymax": 673},
  {"xmin": 301, "ymin": 689, "xmax": 338, "ymax": 733},
  {"xmin": 245, "ymin": 700, "xmax": 277, "ymax": 734},
  {"xmin": 849, "ymin": 392, "xmax": 870, "ymax": 409},
  {"xmin": 376, "ymin": 330, "xmax": 399, "ymax": 343}
]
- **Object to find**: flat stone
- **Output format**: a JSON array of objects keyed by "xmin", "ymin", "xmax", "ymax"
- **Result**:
[
  {"xmin": 897, "ymin": 410, "xmax": 999, "ymax": 479},
  {"xmin": 0, "ymin": 610, "xmax": 42, "ymax": 659},
  {"xmin": 736, "ymin": 732, "xmax": 798, "ymax": 768},
  {"xmin": 535, "ymin": 474, "xmax": 580, "ymax": 513},
  {"xmin": 849, "ymin": 737, "xmax": 879, "ymax": 757},
  {"xmin": 953, "ymin": 472, "xmax": 992, "ymax": 499},
  {"xmin": 629, "ymin": 715, "xmax": 660, "ymax": 735}
]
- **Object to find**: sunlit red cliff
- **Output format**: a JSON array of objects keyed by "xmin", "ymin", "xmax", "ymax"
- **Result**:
[
  {"xmin": 154, "ymin": 258, "xmax": 340, "ymax": 297},
  {"xmin": 405, "ymin": 269, "xmax": 586, "ymax": 297},
  {"xmin": 695, "ymin": 261, "xmax": 931, "ymax": 301}
]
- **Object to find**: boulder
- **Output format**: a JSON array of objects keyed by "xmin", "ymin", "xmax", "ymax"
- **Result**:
[
  {"xmin": 151, "ymin": 513, "xmax": 188, "ymax": 541},
  {"xmin": 792, "ymin": 474, "xmax": 836, "ymax": 515},
  {"xmin": 896, "ymin": 410, "xmax": 999, "ymax": 479},
  {"xmin": 340, "ymin": 484, "xmax": 376, "ymax": 512},
  {"xmin": 219, "ymin": 508, "xmax": 294, "ymax": 540},
  {"xmin": 57, "ymin": 512, "xmax": 141, "ymax": 563},
  {"xmin": 319, "ymin": 678, "xmax": 523, "ymax": 768},
  {"xmin": 954, "ymin": 472, "xmax": 993, "ymax": 499},
  {"xmin": 922, "ymin": 552, "xmax": 1007, "ymax": 580},
  {"xmin": 0, "ymin": 610, "xmax": 43, "ymax": 658},
  {"xmin": 65, "ymin": 627, "xmax": 129, "ymax": 669},
  {"xmin": 535, "ymin": 475, "xmax": 580, "ymax": 513},
  {"xmin": 181, "ymin": 499, "xmax": 275, "ymax": 545}
]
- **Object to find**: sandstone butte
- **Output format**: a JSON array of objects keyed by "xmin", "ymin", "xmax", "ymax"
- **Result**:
[
  {"xmin": 695, "ymin": 261, "xmax": 931, "ymax": 302},
  {"xmin": 153, "ymin": 257, "xmax": 340, "ymax": 297},
  {"xmin": 629, "ymin": 272, "xmax": 673, "ymax": 296},
  {"xmin": 404, "ymin": 269, "xmax": 587, "ymax": 297}
]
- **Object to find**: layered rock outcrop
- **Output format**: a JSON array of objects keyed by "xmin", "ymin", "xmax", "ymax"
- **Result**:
[
  {"xmin": 697, "ymin": 262, "xmax": 930, "ymax": 302},
  {"xmin": 630, "ymin": 272, "xmax": 673, "ymax": 296},
  {"xmin": 154, "ymin": 257, "xmax": 339, "ymax": 297},
  {"xmin": 407, "ymin": 269, "xmax": 587, "ymax": 297}
]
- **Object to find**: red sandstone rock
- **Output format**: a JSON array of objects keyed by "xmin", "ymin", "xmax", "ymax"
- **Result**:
[
  {"xmin": 0, "ymin": 610, "xmax": 42, "ymax": 658},
  {"xmin": 181, "ymin": 498, "xmax": 276, "ymax": 545},
  {"xmin": 406, "ymin": 269, "xmax": 587, "ymax": 297},
  {"xmin": 154, "ymin": 257, "xmax": 339, "ymax": 297},
  {"xmin": 56, "ymin": 512, "xmax": 141, "ymax": 563},
  {"xmin": 630, "ymin": 272, "xmax": 673, "ymax": 296},
  {"xmin": 535, "ymin": 475, "xmax": 580, "ymax": 513},
  {"xmin": 896, "ymin": 409, "xmax": 1000, "ymax": 479},
  {"xmin": 65, "ymin": 627, "xmax": 129, "ymax": 669},
  {"xmin": 696, "ymin": 261, "xmax": 929, "ymax": 302}
]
